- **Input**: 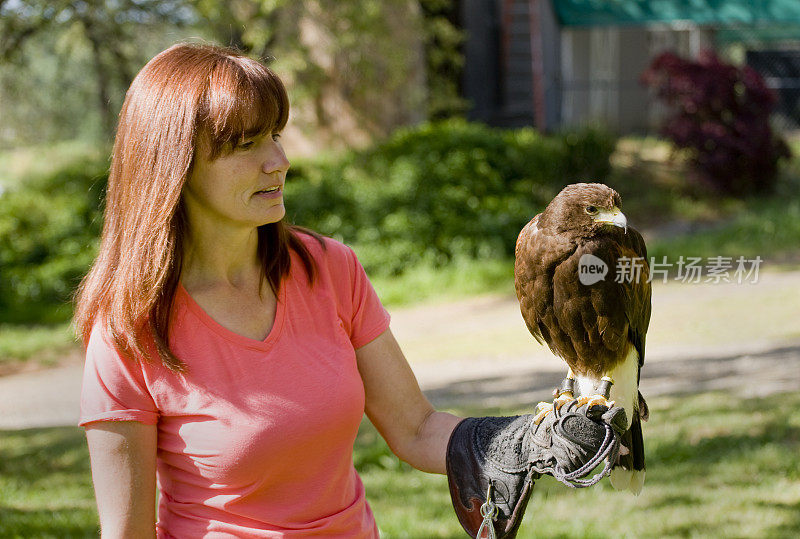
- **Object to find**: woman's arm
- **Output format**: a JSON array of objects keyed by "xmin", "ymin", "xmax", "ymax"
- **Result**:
[
  {"xmin": 356, "ymin": 328, "xmax": 462, "ymax": 473},
  {"xmin": 85, "ymin": 421, "xmax": 157, "ymax": 538}
]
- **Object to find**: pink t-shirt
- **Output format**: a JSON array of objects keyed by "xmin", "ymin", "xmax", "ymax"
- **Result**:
[{"xmin": 80, "ymin": 234, "xmax": 391, "ymax": 538}]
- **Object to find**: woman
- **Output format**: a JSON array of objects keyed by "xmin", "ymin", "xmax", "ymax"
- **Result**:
[
  {"xmin": 76, "ymin": 42, "xmax": 618, "ymax": 538},
  {"xmin": 76, "ymin": 42, "xmax": 460, "ymax": 537}
]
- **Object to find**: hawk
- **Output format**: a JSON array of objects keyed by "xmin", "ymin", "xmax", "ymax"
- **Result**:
[{"xmin": 514, "ymin": 183, "xmax": 651, "ymax": 494}]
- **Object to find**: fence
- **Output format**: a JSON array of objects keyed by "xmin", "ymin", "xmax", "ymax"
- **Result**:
[
  {"xmin": 558, "ymin": 23, "xmax": 800, "ymax": 136},
  {"xmin": 718, "ymin": 24, "xmax": 800, "ymax": 132}
]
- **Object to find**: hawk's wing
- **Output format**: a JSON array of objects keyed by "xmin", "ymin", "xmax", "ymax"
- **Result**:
[
  {"xmin": 624, "ymin": 227, "xmax": 651, "ymax": 369},
  {"xmin": 514, "ymin": 214, "xmax": 577, "ymax": 357}
]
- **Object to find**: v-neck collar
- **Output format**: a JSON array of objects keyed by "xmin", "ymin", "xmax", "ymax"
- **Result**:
[{"xmin": 176, "ymin": 280, "xmax": 287, "ymax": 352}]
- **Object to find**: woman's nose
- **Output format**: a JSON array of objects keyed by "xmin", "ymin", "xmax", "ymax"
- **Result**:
[{"xmin": 262, "ymin": 140, "xmax": 290, "ymax": 174}]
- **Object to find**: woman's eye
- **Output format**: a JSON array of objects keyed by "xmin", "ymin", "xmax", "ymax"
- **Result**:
[
  {"xmin": 271, "ymin": 133, "xmax": 281, "ymax": 142},
  {"xmin": 585, "ymin": 205, "xmax": 598, "ymax": 215},
  {"xmin": 237, "ymin": 140, "xmax": 255, "ymax": 150}
]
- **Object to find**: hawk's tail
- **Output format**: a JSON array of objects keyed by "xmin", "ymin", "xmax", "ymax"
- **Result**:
[{"xmin": 610, "ymin": 414, "xmax": 645, "ymax": 495}]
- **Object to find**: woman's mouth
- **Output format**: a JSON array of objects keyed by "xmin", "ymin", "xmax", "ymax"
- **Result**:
[{"xmin": 254, "ymin": 186, "xmax": 282, "ymax": 199}]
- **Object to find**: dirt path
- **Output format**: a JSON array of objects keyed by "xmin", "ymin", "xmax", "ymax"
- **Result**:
[{"xmin": 2, "ymin": 270, "xmax": 799, "ymax": 429}]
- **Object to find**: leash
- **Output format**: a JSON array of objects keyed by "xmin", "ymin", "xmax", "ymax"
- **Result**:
[{"xmin": 476, "ymin": 483, "xmax": 498, "ymax": 539}]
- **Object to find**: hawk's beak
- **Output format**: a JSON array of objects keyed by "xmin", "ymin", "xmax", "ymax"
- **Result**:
[{"xmin": 595, "ymin": 207, "xmax": 627, "ymax": 233}]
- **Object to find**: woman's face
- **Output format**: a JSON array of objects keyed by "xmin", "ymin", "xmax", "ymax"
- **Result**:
[{"xmin": 183, "ymin": 132, "xmax": 290, "ymax": 231}]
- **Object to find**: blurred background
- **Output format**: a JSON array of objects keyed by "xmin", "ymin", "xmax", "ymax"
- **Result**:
[{"xmin": 1, "ymin": 1, "xmax": 799, "ymax": 537}]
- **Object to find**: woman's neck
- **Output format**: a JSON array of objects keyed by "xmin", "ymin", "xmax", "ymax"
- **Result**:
[{"xmin": 181, "ymin": 223, "xmax": 262, "ymax": 292}]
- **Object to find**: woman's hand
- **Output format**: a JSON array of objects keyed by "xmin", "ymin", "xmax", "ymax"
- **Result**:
[
  {"xmin": 355, "ymin": 328, "xmax": 462, "ymax": 474},
  {"xmin": 85, "ymin": 421, "xmax": 157, "ymax": 538}
]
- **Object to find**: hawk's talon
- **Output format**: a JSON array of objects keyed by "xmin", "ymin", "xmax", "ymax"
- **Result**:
[
  {"xmin": 553, "ymin": 393, "xmax": 574, "ymax": 410},
  {"xmin": 533, "ymin": 391, "xmax": 579, "ymax": 424},
  {"xmin": 575, "ymin": 394, "xmax": 614, "ymax": 409},
  {"xmin": 533, "ymin": 401, "xmax": 554, "ymax": 424}
]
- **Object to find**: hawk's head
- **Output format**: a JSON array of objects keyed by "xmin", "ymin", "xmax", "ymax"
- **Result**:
[{"xmin": 540, "ymin": 183, "xmax": 627, "ymax": 237}]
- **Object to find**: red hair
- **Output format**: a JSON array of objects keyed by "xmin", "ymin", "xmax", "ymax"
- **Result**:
[{"xmin": 74, "ymin": 43, "xmax": 320, "ymax": 371}]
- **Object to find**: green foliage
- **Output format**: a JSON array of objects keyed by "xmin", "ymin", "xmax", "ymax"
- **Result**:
[
  {"xmin": 0, "ymin": 1, "xmax": 198, "ymax": 148},
  {"xmin": 419, "ymin": 0, "xmax": 468, "ymax": 119},
  {"xmin": 0, "ymin": 1, "xmax": 466, "ymax": 149},
  {"xmin": 0, "ymin": 153, "xmax": 106, "ymax": 322},
  {"xmin": 288, "ymin": 119, "xmax": 616, "ymax": 276}
]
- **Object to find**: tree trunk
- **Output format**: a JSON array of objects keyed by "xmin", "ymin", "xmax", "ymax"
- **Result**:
[{"xmin": 83, "ymin": 21, "xmax": 115, "ymax": 140}]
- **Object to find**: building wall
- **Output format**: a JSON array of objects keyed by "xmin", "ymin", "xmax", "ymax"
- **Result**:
[
  {"xmin": 560, "ymin": 25, "xmax": 714, "ymax": 133},
  {"xmin": 462, "ymin": 1, "xmax": 717, "ymax": 134},
  {"xmin": 539, "ymin": 0, "xmax": 562, "ymax": 130},
  {"xmin": 617, "ymin": 28, "xmax": 650, "ymax": 131},
  {"xmin": 461, "ymin": 0, "xmax": 505, "ymax": 124},
  {"xmin": 461, "ymin": 0, "xmax": 561, "ymax": 129},
  {"xmin": 502, "ymin": 0, "xmax": 535, "ymax": 125}
]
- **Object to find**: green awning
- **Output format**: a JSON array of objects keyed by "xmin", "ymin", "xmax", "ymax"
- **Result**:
[{"xmin": 553, "ymin": 0, "xmax": 800, "ymax": 27}]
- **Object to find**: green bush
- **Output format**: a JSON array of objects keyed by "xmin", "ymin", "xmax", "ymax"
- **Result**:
[
  {"xmin": 288, "ymin": 119, "xmax": 616, "ymax": 276},
  {"xmin": 0, "ymin": 156, "xmax": 106, "ymax": 322}
]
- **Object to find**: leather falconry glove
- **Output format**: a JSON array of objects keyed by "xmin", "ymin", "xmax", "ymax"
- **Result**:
[{"xmin": 446, "ymin": 400, "xmax": 627, "ymax": 539}]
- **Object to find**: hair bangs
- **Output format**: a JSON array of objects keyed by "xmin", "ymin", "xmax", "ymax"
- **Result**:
[{"xmin": 200, "ymin": 56, "xmax": 289, "ymax": 159}]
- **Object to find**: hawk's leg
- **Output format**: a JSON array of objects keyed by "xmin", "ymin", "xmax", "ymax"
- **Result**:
[
  {"xmin": 533, "ymin": 369, "xmax": 577, "ymax": 424},
  {"xmin": 575, "ymin": 376, "xmax": 616, "ymax": 409}
]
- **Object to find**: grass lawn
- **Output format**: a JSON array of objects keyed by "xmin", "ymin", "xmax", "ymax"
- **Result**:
[
  {"xmin": 0, "ymin": 427, "xmax": 98, "ymax": 537},
  {"xmin": 2, "ymin": 390, "xmax": 798, "ymax": 538},
  {"xmin": 0, "ymin": 323, "xmax": 77, "ymax": 375}
]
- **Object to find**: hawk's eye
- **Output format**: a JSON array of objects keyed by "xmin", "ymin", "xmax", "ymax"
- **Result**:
[{"xmin": 585, "ymin": 205, "xmax": 598, "ymax": 215}]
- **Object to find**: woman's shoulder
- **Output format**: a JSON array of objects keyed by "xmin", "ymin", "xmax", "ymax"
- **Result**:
[
  {"xmin": 292, "ymin": 228, "xmax": 354, "ymax": 263},
  {"xmin": 289, "ymin": 228, "xmax": 365, "ymax": 292},
  {"xmin": 84, "ymin": 321, "xmax": 151, "ymax": 376}
]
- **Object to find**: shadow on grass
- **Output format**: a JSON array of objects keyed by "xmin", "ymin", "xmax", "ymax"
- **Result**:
[
  {"xmin": 0, "ymin": 427, "xmax": 87, "ymax": 478},
  {"xmin": 0, "ymin": 426, "xmax": 98, "ymax": 537},
  {"xmin": 423, "ymin": 342, "xmax": 800, "ymax": 410},
  {"xmin": 424, "ymin": 370, "xmax": 564, "ymax": 409}
]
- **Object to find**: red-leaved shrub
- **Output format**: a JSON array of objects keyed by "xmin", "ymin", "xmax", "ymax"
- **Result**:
[{"xmin": 641, "ymin": 50, "xmax": 791, "ymax": 196}]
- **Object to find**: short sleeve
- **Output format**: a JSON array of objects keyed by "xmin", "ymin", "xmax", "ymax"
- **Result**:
[
  {"xmin": 340, "ymin": 245, "xmax": 391, "ymax": 349},
  {"xmin": 79, "ymin": 325, "xmax": 159, "ymax": 427}
]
